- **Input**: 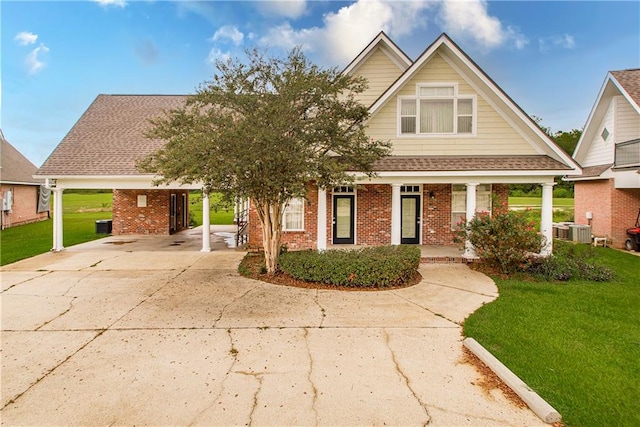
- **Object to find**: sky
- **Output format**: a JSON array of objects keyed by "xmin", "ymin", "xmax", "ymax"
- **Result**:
[{"xmin": 2, "ymin": 0, "xmax": 639, "ymax": 167}]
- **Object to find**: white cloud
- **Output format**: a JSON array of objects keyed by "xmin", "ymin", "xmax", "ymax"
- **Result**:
[
  {"xmin": 93, "ymin": 0, "xmax": 127, "ymax": 7},
  {"xmin": 211, "ymin": 25, "xmax": 244, "ymax": 46},
  {"xmin": 26, "ymin": 44, "xmax": 50, "ymax": 74},
  {"xmin": 207, "ymin": 48, "xmax": 231, "ymax": 66},
  {"xmin": 439, "ymin": 0, "xmax": 528, "ymax": 50},
  {"xmin": 539, "ymin": 34, "xmax": 575, "ymax": 53},
  {"xmin": 14, "ymin": 31, "xmax": 38, "ymax": 46},
  {"xmin": 261, "ymin": 0, "xmax": 434, "ymax": 65},
  {"xmin": 258, "ymin": 0, "xmax": 307, "ymax": 19}
]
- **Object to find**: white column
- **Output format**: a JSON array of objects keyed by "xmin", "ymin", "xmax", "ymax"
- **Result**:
[
  {"xmin": 201, "ymin": 191, "xmax": 211, "ymax": 252},
  {"xmin": 391, "ymin": 183, "xmax": 402, "ymax": 245},
  {"xmin": 52, "ymin": 188, "xmax": 64, "ymax": 252},
  {"xmin": 317, "ymin": 187, "xmax": 327, "ymax": 251},
  {"xmin": 464, "ymin": 183, "xmax": 478, "ymax": 258},
  {"xmin": 540, "ymin": 182, "xmax": 555, "ymax": 256}
]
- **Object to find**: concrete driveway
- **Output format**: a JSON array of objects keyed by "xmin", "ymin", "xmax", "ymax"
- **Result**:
[{"xmin": 1, "ymin": 235, "xmax": 543, "ymax": 426}]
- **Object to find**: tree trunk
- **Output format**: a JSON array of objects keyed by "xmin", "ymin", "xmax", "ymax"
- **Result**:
[{"xmin": 254, "ymin": 200, "xmax": 283, "ymax": 275}]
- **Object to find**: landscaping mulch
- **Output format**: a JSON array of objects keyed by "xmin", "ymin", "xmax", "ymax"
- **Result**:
[{"xmin": 239, "ymin": 252, "xmax": 422, "ymax": 291}]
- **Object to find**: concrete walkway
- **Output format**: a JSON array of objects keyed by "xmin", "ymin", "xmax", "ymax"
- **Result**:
[{"xmin": 1, "ymin": 238, "xmax": 543, "ymax": 426}]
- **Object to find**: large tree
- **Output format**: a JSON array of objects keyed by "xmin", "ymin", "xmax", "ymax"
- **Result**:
[{"xmin": 139, "ymin": 48, "xmax": 391, "ymax": 273}]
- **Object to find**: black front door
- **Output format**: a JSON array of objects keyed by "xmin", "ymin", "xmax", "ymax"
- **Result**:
[
  {"xmin": 333, "ymin": 195, "xmax": 354, "ymax": 244},
  {"xmin": 169, "ymin": 193, "xmax": 177, "ymax": 234},
  {"xmin": 401, "ymin": 195, "xmax": 420, "ymax": 244}
]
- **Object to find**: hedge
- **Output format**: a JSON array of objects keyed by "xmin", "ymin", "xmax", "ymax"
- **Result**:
[{"xmin": 278, "ymin": 245, "xmax": 421, "ymax": 288}]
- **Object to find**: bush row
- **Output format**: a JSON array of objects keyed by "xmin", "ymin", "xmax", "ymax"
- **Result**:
[
  {"xmin": 528, "ymin": 240, "xmax": 614, "ymax": 282},
  {"xmin": 278, "ymin": 245, "xmax": 421, "ymax": 288}
]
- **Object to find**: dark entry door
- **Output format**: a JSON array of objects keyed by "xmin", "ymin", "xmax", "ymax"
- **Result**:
[
  {"xmin": 169, "ymin": 193, "xmax": 177, "ymax": 233},
  {"xmin": 401, "ymin": 195, "xmax": 420, "ymax": 244},
  {"xmin": 333, "ymin": 195, "xmax": 354, "ymax": 244}
]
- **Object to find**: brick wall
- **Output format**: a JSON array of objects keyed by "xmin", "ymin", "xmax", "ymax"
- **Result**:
[
  {"xmin": 0, "ymin": 184, "xmax": 48, "ymax": 228},
  {"xmin": 247, "ymin": 183, "xmax": 511, "ymax": 249},
  {"xmin": 112, "ymin": 189, "xmax": 189, "ymax": 235},
  {"xmin": 575, "ymin": 179, "xmax": 640, "ymax": 248}
]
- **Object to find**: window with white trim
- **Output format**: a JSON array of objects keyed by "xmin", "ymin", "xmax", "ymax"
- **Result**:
[
  {"xmin": 399, "ymin": 84, "xmax": 475, "ymax": 135},
  {"xmin": 451, "ymin": 184, "xmax": 492, "ymax": 229},
  {"xmin": 282, "ymin": 198, "xmax": 304, "ymax": 231}
]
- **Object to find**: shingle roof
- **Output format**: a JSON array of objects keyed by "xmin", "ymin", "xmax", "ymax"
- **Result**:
[
  {"xmin": 1, "ymin": 132, "xmax": 43, "ymax": 185},
  {"xmin": 611, "ymin": 69, "xmax": 640, "ymax": 106},
  {"xmin": 565, "ymin": 164, "xmax": 612, "ymax": 180},
  {"xmin": 37, "ymin": 95, "xmax": 187, "ymax": 176},
  {"xmin": 370, "ymin": 155, "xmax": 572, "ymax": 172}
]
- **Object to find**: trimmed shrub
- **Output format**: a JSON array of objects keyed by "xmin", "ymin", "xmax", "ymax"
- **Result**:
[
  {"xmin": 529, "ymin": 240, "xmax": 614, "ymax": 282},
  {"xmin": 278, "ymin": 245, "xmax": 420, "ymax": 288},
  {"xmin": 455, "ymin": 204, "xmax": 543, "ymax": 276}
]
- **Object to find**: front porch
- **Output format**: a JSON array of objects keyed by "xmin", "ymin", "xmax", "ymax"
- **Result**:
[{"xmin": 327, "ymin": 244, "xmax": 466, "ymax": 263}]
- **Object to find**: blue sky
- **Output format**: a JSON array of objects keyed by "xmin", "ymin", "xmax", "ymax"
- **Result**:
[{"xmin": 2, "ymin": 0, "xmax": 639, "ymax": 167}]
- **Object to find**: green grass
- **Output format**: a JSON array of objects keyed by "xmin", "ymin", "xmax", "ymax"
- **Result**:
[
  {"xmin": 509, "ymin": 196, "xmax": 574, "ymax": 207},
  {"xmin": 0, "ymin": 191, "xmax": 234, "ymax": 266},
  {"xmin": 464, "ymin": 247, "xmax": 640, "ymax": 426},
  {"xmin": 189, "ymin": 191, "xmax": 235, "ymax": 225}
]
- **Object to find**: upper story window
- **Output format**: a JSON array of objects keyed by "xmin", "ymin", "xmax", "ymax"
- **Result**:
[{"xmin": 399, "ymin": 83, "xmax": 475, "ymax": 136}]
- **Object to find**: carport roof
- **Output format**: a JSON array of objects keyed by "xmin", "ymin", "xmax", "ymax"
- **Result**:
[{"xmin": 36, "ymin": 94, "xmax": 187, "ymax": 176}]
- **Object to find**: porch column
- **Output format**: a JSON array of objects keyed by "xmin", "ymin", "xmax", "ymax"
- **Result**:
[
  {"xmin": 317, "ymin": 187, "xmax": 327, "ymax": 251},
  {"xmin": 391, "ymin": 183, "xmax": 402, "ymax": 245},
  {"xmin": 52, "ymin": 188, "xmax": 64, "ymax": 252},
  {"xmin": 464, "ymin": 183, "xmax": 478, "ymax": 259},
  {"xmin": 540, "ymin": 182, "xmax": 555, "ymax": 256},
  {"xmin": 201, "ymin": 191, "xmax": 211, "ymax": 252}
]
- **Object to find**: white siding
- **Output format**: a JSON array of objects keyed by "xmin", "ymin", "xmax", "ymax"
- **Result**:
[
  {"xmin": 615, "ymin": 96, "xmax": 640, "ymax": 143},
  {"xmin": 367, "ymin": 54, "xmax": 539, "ymax": 156},
  {"xmin": 583, "ymin": 98, "xmax": 616, "ymax": 166},
  {"xmin": 351, "ymin": 48, "xmax": 404, "ymax": 107}
]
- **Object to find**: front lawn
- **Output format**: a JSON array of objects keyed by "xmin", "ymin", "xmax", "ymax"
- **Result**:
[{"xmin": 464, "ymin": 247, "xmax": 640, "ymax": 426}]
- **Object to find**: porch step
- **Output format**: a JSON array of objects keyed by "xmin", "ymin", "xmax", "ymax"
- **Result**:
[{"xmin": 420, "ymin": 256, "xmax": 469, "ymax": 264}]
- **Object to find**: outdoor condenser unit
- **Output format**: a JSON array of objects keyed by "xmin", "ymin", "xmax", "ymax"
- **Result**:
[{"xmin": 570, "ymin": 224, "xmax": 592, "ymax": 244}]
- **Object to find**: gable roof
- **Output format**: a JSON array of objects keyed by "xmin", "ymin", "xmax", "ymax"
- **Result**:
[
  {"xmin": 342, "ymin": 31, "xmax": 412, "ymax": 76},
  {"xmin": 368, "ymin": 33, "xmax": 580, "ymax": 173},
  {"xmin": 37, "ymin": 95, "xmax": 187, "ymax": 177},
  {"xmin": 1, "ymin": 131, "xmax": 43, "ymax": 185},
  {"xmin": 572, "ymin": 69, "xmax": 640, "ymax": 164}
]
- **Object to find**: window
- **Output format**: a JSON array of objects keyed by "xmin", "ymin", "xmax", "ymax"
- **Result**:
[
  {"xmin": 282, "ymin": 198, "xmax": 304, "ymax": 231},
  {"xmin": 399, "ymin": 84, "xmax": 475, "ymax": 135},
  {"xmin": 601, "ymin": 128, "xmax": 610, "ymax": 142},
  {"xmin": 451, "ymin": 184, "xmax": 492, "ymax": 229}
]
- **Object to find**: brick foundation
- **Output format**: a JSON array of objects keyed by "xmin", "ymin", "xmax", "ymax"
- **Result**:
[
  {"xmin": 575, "ymin": 179, "xmax": 640, "ymax": 248},
  {"xmin": 112, "ymin": 189, "xmax": 189, "ymax": 235}
]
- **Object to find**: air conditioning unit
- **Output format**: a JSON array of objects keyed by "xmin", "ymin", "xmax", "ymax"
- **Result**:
[
  {"xmin": 570, "ymin": 224, "xmax": 591, "ymax": 244},
  {"xmin": 2, "ymin": 191, "xmax": 13, "ymax": 211}
]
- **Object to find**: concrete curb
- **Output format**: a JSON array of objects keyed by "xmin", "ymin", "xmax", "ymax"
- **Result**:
[{"xmin": 463, "ymin": 337, "xmax": 561, "ymax": 424}]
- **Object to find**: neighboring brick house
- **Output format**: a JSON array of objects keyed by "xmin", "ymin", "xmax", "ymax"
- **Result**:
[
  {"xmin": 568, "ymin": 69, "xmax": 640, "ymax": 248},
  {"xmin": 1, "ymin": 132, "xmax": 49, "ymax": 228},
  {"xmin": 35, "ymin": 95, "xmax": 203, "ymax": 251},
  {"xmin": 248, "ymin": 33, "xmax": 580, "ymax": 256}
]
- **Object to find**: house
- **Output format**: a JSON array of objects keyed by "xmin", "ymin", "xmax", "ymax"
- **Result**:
[
  {"xmin": 247, "ymin": 32, "xmax": 580, "ymax": 256},
  {"xmin": 36, "ymin": 32, "xmax": 580, "ymax": 255},
  {"xmin": 568, "ymin": 69, "xmax": 640, "ymax": 248},
  {"xmin": 1, "ymin": 131, "xmax": 50, "ymax": 228}
]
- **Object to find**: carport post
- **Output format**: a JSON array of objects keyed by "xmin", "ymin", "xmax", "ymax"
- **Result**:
[
  {"xmin": 52, "ymin": 188, "xmax": 64, "ymax": 251},
  {"xmin": 540, "ymin": 182, "xmax": 555, "ymax": 256},
  {"xmin": 201, "ymin": 191, "xmax": 211, "ymax": 252},
  {"xmin": 464, "ymin": 183, "xmax": 478, "ymax": 259}
]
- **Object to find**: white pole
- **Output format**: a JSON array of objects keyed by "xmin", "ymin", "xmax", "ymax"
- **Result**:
[
  {"xmin": 540, "ymin": 182, "xmax": 555, "ymax": 256},
  {"xmin": 201, "ymin": 191, "xmax": 211, "ymax": 252},
  {"xmin": 317, "ymin": 187, "xmax": 327, "ymax": 251},
  {"xmin": 52, "ymin": 188, "xmax": 64, "ymax": 251},
  {"xmin": 391, "ymin": 183, "xmax": 402, "ymax": 245},
  {"xmin": 464, "ymin": 183, "xmax": 478, "ymax": 259}
]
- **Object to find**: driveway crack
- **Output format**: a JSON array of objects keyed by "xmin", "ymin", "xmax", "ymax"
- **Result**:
[
  {"xmin": 383, "ymin": 329, "xmax": 432, "ymax": 426},
  {"xmin": 313, "ymin": 290, "xmax": 326, "ymax": 328},
  {"xmin": 391, "ymin": 291, "xmax": 460, "ymax": 326},
  {"xmin": 303, "ymin": 327, "xmax": 319, "ymax": 425},
  {"xmin": 0, "ymin": 271, "xmax": 52, "ymax": 294},
  {"xmin": 212, "ymin": 287, "xmax": 256, "ymax": 327}
]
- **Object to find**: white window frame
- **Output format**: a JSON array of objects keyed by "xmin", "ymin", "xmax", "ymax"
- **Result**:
[
  {"xmin": 398, "ymin": 83, "xmax": 476, "ymax": 137},
  {"xmin": 451, "ymin": 184, "xmax": 492, "ymax": 230},
  {"xmin": 282, "ymin": 197, "xmax": 305, "ymax": 232}
]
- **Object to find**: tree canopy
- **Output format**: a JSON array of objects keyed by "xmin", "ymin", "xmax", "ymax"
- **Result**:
[{"xmin": 139, "ymin": 47, "xmax": 391, "ymax": 273}]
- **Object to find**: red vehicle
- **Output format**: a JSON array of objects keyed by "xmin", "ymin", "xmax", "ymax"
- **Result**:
[{"xmin": 625, "ymin": 209, "xmax": 640, "ymax": 252}]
